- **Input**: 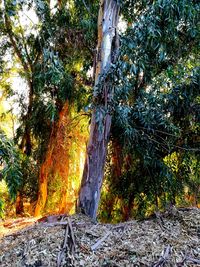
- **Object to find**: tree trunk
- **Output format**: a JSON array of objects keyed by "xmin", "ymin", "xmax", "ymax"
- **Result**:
[
  {"xmin": 4, "ymin": 10, "xmax": 35, "ymax": 214},
  {"xmin": 122, "ymin": 196, "xmax": 134, "ymax": 221},
  {"xmin": 78, "ymin": 0, "xmax": 120, "ymax": 220},
  {"xmin": 105, "ymin": 139, "xmax": 123, "ymax": 220},
  {"xmin": 35, "ymin": 102, "xmax": 71, "ymax": 216},
  {"xmin": 16, "ymin": 191, "xmax": 24, "ymax": 215}
]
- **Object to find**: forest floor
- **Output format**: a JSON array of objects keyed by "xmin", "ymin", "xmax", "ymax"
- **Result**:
[{"xmin": 0, "ymin": 207, "xmax": 199, "ymax": 267}]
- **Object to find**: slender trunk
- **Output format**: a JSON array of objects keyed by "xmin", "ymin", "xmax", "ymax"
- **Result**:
[
  {"xmin": 16, "ymin": 191, "xmax": 24, "ymax": 215},
  {"xmin": 79, "ymin": 0, "xmax": 120, "ymax": 220},
  {"xmin": 19, "ymin": 80, "xmax": 33, "ymax": 155},
  {"xmin": 106, "ymin": 139, "xmax": 123, "ymax": 219},
  {"xmin": 4, "ymin": 10, "xmax": 34, "ymax": 213},
  {"xmin": 15, "ymin": 80, "xmax": 33, "ymax": 214},
  {"xmin": 122, "ymin": 155, "xmax": 134, "ymax": 221},
  {"xmin": 122, "ymin": 196, "xmax": 134, "ymax": 221},
  {"xmin": 35, "ymin": 102, "xmax": 71, "ymax": 216},
  {"xmin": 112, "ymin": 139, "xmax": 123, "ymax": 178}
]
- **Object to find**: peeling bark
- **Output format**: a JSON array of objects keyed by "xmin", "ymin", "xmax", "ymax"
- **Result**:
[{"xmin": 79, "ymin": 0, "xmax": 120, "ymax": 220}]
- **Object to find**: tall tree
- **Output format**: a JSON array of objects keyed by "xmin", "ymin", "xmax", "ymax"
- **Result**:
[
  {"xmin": 1, "ymin": 0, "xmax": 97, "ymax": 216},
  {"xmin": 1, "ymin": 0, "xmax": 42, "ymax": 214},
  {"xmin": 79, "ymin": 0, "xmax": 120, "ymax": 220},
  {"xmin": 80, "ymin": 0, "xmax": 200, "ymax": 221},
  {"xmin": 34, "ymin": 0, "xmax": 97, "ymax": 216}
]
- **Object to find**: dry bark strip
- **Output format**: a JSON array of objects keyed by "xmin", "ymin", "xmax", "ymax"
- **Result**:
[
  {"xmin": 152, "ymin": 245, "xmax": 172, "ymax": 267},
  {"xmin": 185, "ymin": 257, "xmax": 200, "ymax": 264},
  {"xmin": 42, "ymin": 221, "xmax": 69, "ymax": 227},
  {"xmin": 91, "ymin": 231, "xmax": 111, "ymax": 251},
  {"xmin": 177, "ymin": 256, "xmax": 200, "ymax": 266}
]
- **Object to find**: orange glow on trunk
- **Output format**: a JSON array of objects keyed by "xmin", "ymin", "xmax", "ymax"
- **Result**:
[{"xmin": 35, "ymin": 102, "xmax": 88, "ymax": 217}]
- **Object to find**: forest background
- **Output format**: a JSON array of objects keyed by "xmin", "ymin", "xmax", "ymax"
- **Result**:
[{"xmin": 0, "ymin": 0, "xmax": 199, "ymax": 223}]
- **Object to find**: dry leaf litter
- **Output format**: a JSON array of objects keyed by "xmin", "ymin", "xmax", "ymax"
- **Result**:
[{"xmin": 0, "ymin": 208, "xmax": 199, "ymax": 266}]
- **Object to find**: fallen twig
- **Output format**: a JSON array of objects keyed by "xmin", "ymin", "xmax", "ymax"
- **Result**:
[
  {"xmin": 57, "ymin": 218, "xmax": 76, "ymax": 267},
  {"xmin": 57, "ymin": 223, "xmax": 69, "ymax": 267},
  {"xmin": 154, "ymin": 211, "xmax": 166, "ymax": 231},
  {"xmin": 67, "ymin": 217, "xmax": 76, "ymax": 257},
  {"xmin": 42, "ymin": 222, "xmax": 69, "ymax": 227}
]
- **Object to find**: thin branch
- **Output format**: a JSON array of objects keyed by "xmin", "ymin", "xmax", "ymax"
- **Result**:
[
  {"xmin": 4, "ymin": 13, "xmax": 31, "ymax": 82},
  {"xmin": 136, "ymin": 126, "xmax": 179, "ymax": 138},
  {"xmin": 137, "ymin": 126, "xmax": 200, "ymax": 152},
  {"xmin": 16, "ymin": 16, "xmax": 33, "ymax": 71},
  {"xmin": 81, "ymin": 0, "xmax": 95, "ymax": 18},
  {"xmin": 22, "ymin": 12, "xmax": 43, "ymax": 65}
]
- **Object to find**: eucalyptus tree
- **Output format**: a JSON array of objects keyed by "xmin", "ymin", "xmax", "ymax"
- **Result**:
[
  {"xmin": 78, "ymin": 0, "xmax": 120, "ymax": 220},
  {"xmin": 1, "ymin": 0, "xmax": 98, "ymax": 215},
  {"xmin": 34, "ymin": 0, "xmax": 98, "ymax": 216},
  {"xmin": 79, "ymin": 0, "xmax": 200, "ymax": 220},
  {"xmin": 2, "ymin": 0, "xmax": 41, "ymax": 157},
  {"xmin": 0, "ymin": 0, "xmax": 40, "ymax": 213}
]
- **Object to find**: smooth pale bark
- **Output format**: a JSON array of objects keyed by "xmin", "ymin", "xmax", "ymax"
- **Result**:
[{"xmin": 79, "ymin": 0, "xmax": 120, "ymax": 220}]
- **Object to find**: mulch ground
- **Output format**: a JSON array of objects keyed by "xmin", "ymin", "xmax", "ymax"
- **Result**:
[{"xmin": 0, "ymin": 207, "xmax": 199, "ymax": 266}]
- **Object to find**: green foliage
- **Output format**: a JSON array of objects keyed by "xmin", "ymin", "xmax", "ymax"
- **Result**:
[
  {"xmin": 0, "ymin": 130, "xmax": 22, "ymax": 216},
  {"xmin": 0, "ymin": 198, "xmax": 5, "ymax": 218},
  {"xmin": 0, "ymin": 0, "xmax": 97, "ymax": 215},
  {"xmin": 103, "ymin": 68, "xmax": 199, "ymax": 220},
  {"xmin": 0, "ymin": 130, "xmax": 22, "ymax": 199},
  {"xmin": 100, "ymin": 0, "xmax": 200, "ymax": 221},
  {"xmin": 31, "ymin": 0, "xmax": 97, "ymax": 141},
  {"xmin": 116, "ymin": 0, "xmax": 199, "ymax": 98}
]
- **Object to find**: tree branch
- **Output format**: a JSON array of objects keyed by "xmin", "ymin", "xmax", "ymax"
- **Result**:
[{"xmin": 4, "ymin": 13, "xmax": 31, "ymax": 82}]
